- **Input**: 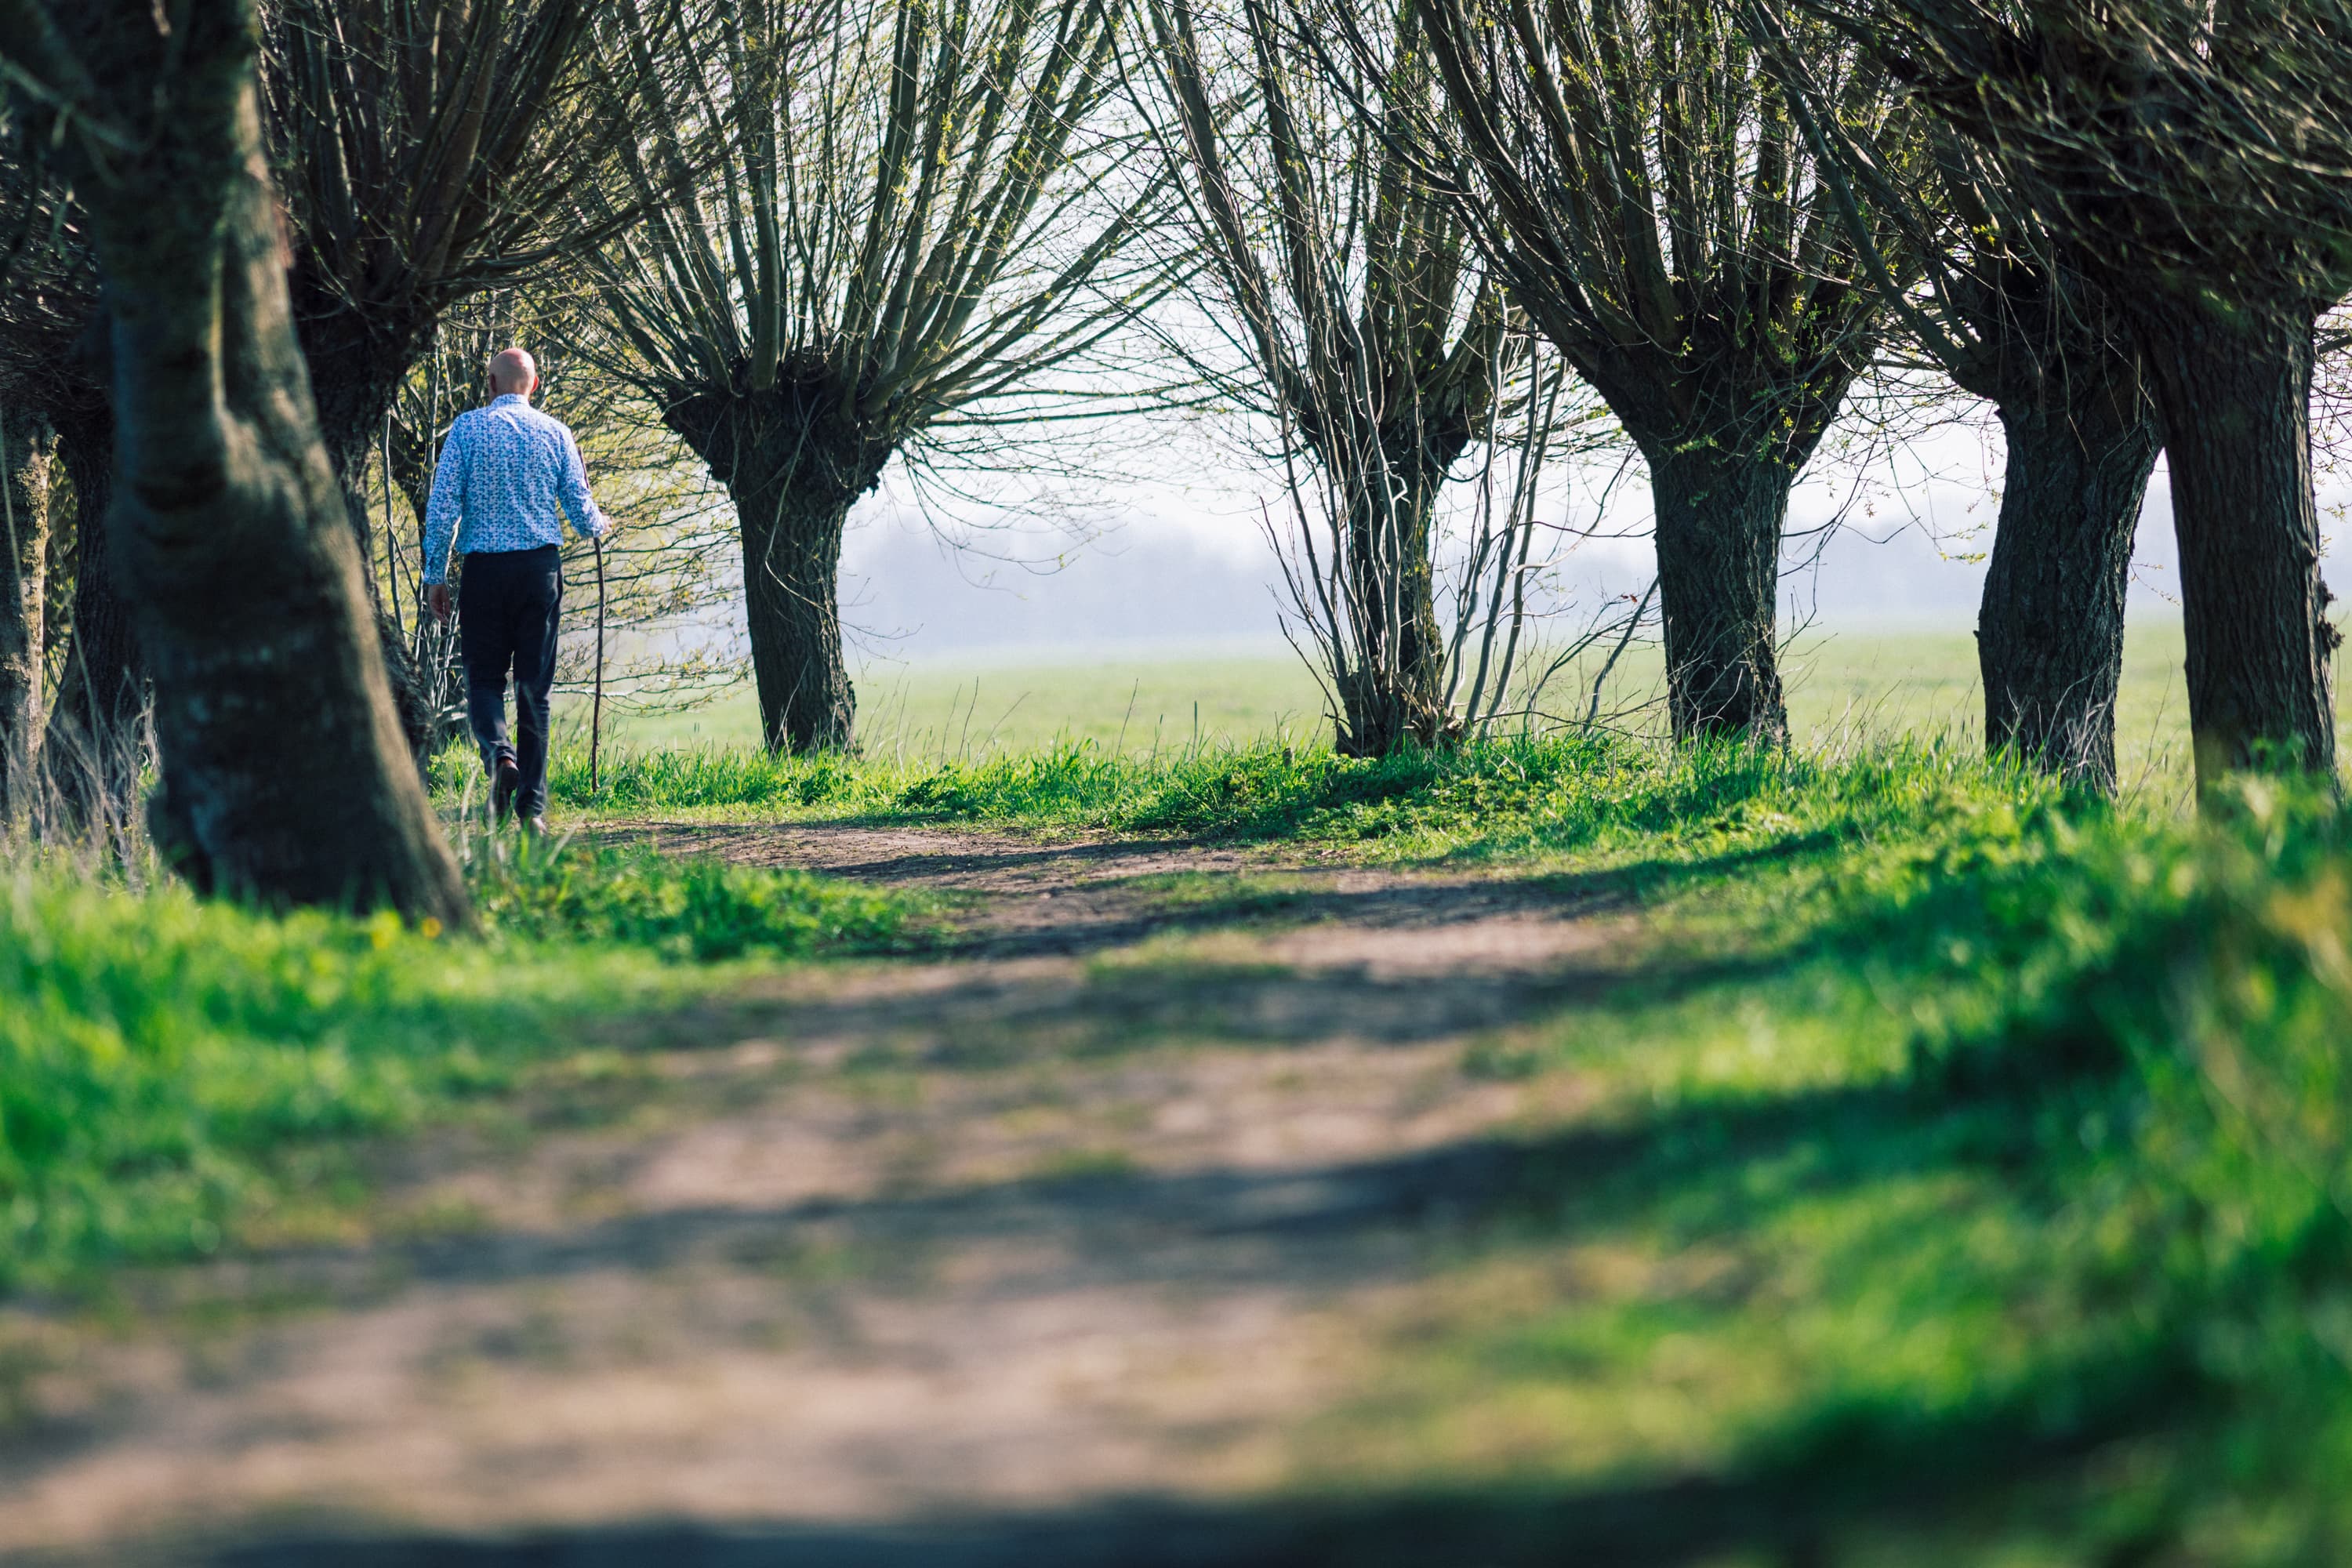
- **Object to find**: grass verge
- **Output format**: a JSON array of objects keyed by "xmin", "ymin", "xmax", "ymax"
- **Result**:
[
  {"xmin": 1292, "ymin": 771, "xmax": 2352, "ymax": 1561},
  {"xmin": 497, "ymin": 728, "xmax": 2037, "ymax": 854},
  {"xmin": 0, "ymin": 842, "xmax": 926, "ymax": 1294}
]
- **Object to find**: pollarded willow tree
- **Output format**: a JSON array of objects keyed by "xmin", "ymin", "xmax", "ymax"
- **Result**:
[
  {"xmin": 264, "ymin": 0, "xmax": 648, "ymax": 514},
  {"xmin": 583, "ymin": 0, "xmax": 1163, "ymax": 753},
  {"xmin": 1399, "ymin": 0, "xmax": 1908, "ymax": 741},
  {"xmin": 0, "ymin": 0, "xmax": 470, "ymax": 924},
  {"xmin": 1744, "ymin": 3, "xmax": 2160, "ymax": 791},
  {"xmin": 1796, "ymin": 0, "xmax": 2347, "ymax": 788},
  {"xmin": 1131, "ymin": 0, "xmax": 1519, "ymax": 753},
  {"xmin": 260, "ymin": 0, "xmax": 670, "ymax": 747}
]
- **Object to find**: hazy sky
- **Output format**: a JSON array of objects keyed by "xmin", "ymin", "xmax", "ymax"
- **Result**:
[{"xmin": 834, "ymin": 411, "xmax": 2352, "ymax": 667}]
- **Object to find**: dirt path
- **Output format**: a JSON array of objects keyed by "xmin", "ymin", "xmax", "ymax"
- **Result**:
[{"xmin": 1, "ymin": 827, "xmax": 1640, "ymax": 1566}]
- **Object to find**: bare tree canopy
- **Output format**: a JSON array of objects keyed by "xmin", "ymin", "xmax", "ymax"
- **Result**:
[
  {"xmin": 582, "ymin": 0, "xmax": 1163, "ymax": 752},
  {"xmin": 264, "ymin": 0, "xmax": 652, "ymax": 485},
  {"xmin": 1743, "ymin": 2, "xmax": 2159, "ymax": 790},
  {"xmin": 1793, "ymin": 0, "xmax": 2347, "ymax": 787},
  {"xmin": 1398, "ymin": 0, "xmax": 1906, "ymax": 741},
  {"xmin": 0, "ymin": 0, "xmax": 471, "ymax": 922},
  {"xmin": 1132, "ymin": 0, "xmax": 1525, "ymax": 752}
]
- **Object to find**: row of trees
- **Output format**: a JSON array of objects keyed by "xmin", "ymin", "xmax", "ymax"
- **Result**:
[{"xmin": 0, "ymin": 0, "xmax": 2345, "ymax": 920}]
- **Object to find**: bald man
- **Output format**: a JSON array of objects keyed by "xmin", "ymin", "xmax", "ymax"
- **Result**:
[{"xmin": 423, "ymin": 348, "xmax": 610, "ymax": 832}]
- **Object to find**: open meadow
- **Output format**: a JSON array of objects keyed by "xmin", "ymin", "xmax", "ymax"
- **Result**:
[{"xmin": 577, "ymin": 620, "xmax": 2349, "ymax": 811}]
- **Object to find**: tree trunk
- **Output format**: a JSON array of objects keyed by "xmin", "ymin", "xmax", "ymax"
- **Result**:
[
  {"xmin": 40, "ymin": 412, "xmax": 147, "ymax": 828},
  {"xmin": 1976, "ymin": 377, "xmax": 2161, "ymax": 793},
  {"xmin": 0, "ymin": 402, "xmax": 51, "ymax": 808},
  {"xmin": 2123, "ymin": 298, "xmax": 2339, "ymax": 788},
  {"xmin": 0, "ymin": 401, "xmax": 51, "ymax": 808},
  {"xmin": 736, "ymin": 481, "xmax": 858, "ymax": 753},
  {"xmin": 1646, "ymin": 443, "xmax": 1792, "ymax": 742},
  {"xmin": 666, "ymin": 377, "xmax": 888, "ymax": 756},
  {"xmin": 77, "ymin": 55, "xmax": 469, "ymax": 922},
  {"xmin": 1333, "ymin": 459, "xmax": 1453, "ymax": 757}
]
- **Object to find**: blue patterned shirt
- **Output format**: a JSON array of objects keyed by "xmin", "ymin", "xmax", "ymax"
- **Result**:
[{"xmin": 422, "ymin": 394, "xmax": 608, "ymax": 583}]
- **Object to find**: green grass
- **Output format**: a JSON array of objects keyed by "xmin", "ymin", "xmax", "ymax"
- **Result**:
[
  {"xmin": 564, "ymin": 621, "xmax": 2317, "ymax": 808},
  {"xmin": 0, "ymin": 843, "xmax": 927, "ymax": 1292},
  {"xmin": 520, "ymin": 722, "xmax": 2050, "ymax": 876},
  {"xmin": 466, "ymin": 835, "xmax": 927, "ymax": 961},
  {"xmin": 1283, "ymin": 771, "xmax": 2352, "ymax": 1559},
  {"xmin": 618, "ymin": 619, "xmax": 2352, "ymax": 821},
  {"xmin": 18, "ymin": 717, "xmax": 2352, "ymax": 1553},
  {"xmin": 579, "ymin": 652, "xmax": 1327, "ymax": 756},
  {"xmin": 514, "ymin": 724, "xmax": 2352, "ymax": 1553}
]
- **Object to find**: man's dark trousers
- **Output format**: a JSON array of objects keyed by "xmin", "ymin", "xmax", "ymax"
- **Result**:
[{"xmin": 459, "ymin": 544, "xmax": 562, "ymax": 818}]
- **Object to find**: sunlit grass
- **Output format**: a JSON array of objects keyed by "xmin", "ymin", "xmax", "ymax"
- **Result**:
[
  {"xmin": 0, "ymin": 842, "xmax": 929, "ymax": 1291},
  {"xmin": 1294, "ymin": 778, "xmax": 2352, "ymax": 1559},
  {"xmin": 20, "ymin": 716, "xmax": 2352, "ymax": 1555},
  {"xmin": 560, "ymin": 621, "xmax": 2352, "ymax": 816}
]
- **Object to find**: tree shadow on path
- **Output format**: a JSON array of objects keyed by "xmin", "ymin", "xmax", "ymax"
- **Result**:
[{"xmin": 201, "ymin": 1332, "xmax": 2197, "ymax": 1568}]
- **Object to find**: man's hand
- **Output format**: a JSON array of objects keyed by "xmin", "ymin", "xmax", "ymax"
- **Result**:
[{"xmin": 429, "ymin": 583, "xmax": 453, "ymax": 623}]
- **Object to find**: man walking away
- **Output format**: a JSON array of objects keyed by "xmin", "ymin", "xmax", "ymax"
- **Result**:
[{"xmin": 425, "ymin": 347, "xmax": 611, "ymax": 833}]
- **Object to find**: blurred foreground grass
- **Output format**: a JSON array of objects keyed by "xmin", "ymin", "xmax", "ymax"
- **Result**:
[{"xmin": 1284, "ymin": 768, "xmax": 2352, "ymax": 1559}]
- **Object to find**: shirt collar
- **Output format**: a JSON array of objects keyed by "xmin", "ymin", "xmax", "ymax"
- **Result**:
[{"xmin": 490, "ymin": 393, "xmax": 530, "ymax": 408}]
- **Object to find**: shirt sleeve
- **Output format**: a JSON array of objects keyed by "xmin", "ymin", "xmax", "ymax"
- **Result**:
[
  {"xmin": 557, "ymin": 424, "xmax": 608, "ymax": 541},
  {"xmin": 422, "ymin": 417, "xmax": 467, "ymax": 585}
]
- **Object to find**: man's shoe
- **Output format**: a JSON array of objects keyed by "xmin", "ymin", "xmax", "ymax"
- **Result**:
[
  {"xmin": 519, "ymin": 814, "xmax": 550, "ymax": 837},
  {"xmin": 490, "ymin": 757, "xmax": 520, "ymax": 821}
]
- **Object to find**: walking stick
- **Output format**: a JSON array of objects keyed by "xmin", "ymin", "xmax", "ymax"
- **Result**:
[{"xmin": 591, "ymin": 535, "xmax": 607, "ymax": 797}]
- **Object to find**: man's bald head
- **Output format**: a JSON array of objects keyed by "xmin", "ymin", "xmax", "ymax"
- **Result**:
[{"xmin": 488, "ymin": 347, "xmax": 539, "ymax": 398}]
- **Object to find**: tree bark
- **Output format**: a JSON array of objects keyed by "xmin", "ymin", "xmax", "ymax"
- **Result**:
[
  {"xmin": 0, "ymin": 401, "xmax": 51, "ymax": 806},
  {"xmin": 1332, "ymin": 450, "xmax": 1455, "ymax": 757},
  {"xmin": 667, "ymin": 378, "xmax": 888, "ymax": 754},
  {"xmin": 1646, "ymin": 443, "xmax": 1793, "ymax": 742},
  {"xmin": 737, "ymin": 481, "xmax": 858, "ymax": 754},
  {"xmin": 2122, "ymin": 298, "xmax": 2339, "ymax": 787},
  {"xmin": 1975, "ymin": 376, "xmax": 2161, "ymax": 793},
  {"xmin": 39, "ymin": 412, "xmax": 148, "ymax": 826},
  {"xmin": 74, "ymin": 48, "xmax": 469, "ymax": 920},
  {"xmin": 309, "ymin": 347, "xmax": 448, "ymax": 764}
]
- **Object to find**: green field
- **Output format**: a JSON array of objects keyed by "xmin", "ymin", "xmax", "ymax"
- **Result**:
[{"xmin": 570, "ymin": 619, "xmax": 2343, "ymax": 809}]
